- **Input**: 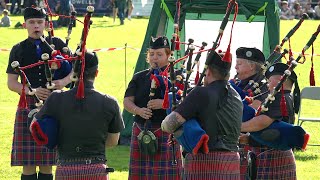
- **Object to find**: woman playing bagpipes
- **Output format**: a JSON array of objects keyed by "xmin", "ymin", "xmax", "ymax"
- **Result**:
[
  {"xmin": 231, "ymin": 47, "xmax": 268, "ymax": 180},
  {"xmin": 240, "ymin": 63, "xmax": 300, "ymax": 179},
  {"xmin": 6, "ymin": 7, "xmax": 72, "ymax": 180},
  {"xmin": 162, "ymin": 50, "xmax": 243, "ymax": 179},
  {"xmin": 233, "ymin": 47, "xmax": 268, "ymax": 109},
  {"xmin": 123, "ymin": 36, "xmax": 183, "ymax": 179}
]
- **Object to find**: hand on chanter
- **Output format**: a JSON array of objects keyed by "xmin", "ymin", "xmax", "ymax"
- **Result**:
[
  {"xmin": 35, "ymin": 87, "xmax": 51, "ymax": 100},
  {"xmin": 136, "ymin": 107, "xmax": 153, "ymax": 120},
  {"xmin": 239, "ymin": 133, "xmax": 250, "ymax": 145},
  {"xmin": 147, "ymin": 99, "xmax": 164, "ymax": 110}
]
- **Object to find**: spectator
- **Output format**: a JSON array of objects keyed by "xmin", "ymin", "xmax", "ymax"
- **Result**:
[
  {"xmin": 10, "ymin": 0, "xmax": 21, "ymax": 14},
  {"xmin": 292, "ymin": 2, "xmax": 303, "ymax": 19},
  {"xmin": 315, "ymin": 1, "xmax": 320, "ymax": 19},
  {"xmin": 55, "ymin": 0, "xmax": 71, "ymax": 27},
  {"xmin": 0, "ymin": 8, "xmax": 10, "ymax": 27},
  {"xmin": 303, "ymin": 2, "xmax": 316, "ymax": 18},
  {"xmin": 127, "ymin": 0, "xmax": 133, "ymax": 20},
  {"xmin": 23, "ymin": 0, "xmax": 36, "ymax": 9},
  {"xmin": 280, "ymin": 1, "xmax": 295, "ymax": 20},
  {"xmin": 117, "ymin": 0, "xmax": 126, "ymax": 25},
  {"xmin": 0, "ymin": 0, "xmax": 6, "ymax": 14},
  {"xmin": 299, "ymin": 0, "xmax": 311, "ymax": 8}
]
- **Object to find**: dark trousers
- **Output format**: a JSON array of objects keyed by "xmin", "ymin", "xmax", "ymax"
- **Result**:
[
  {"xmin": 117, "ymin": 0, "xmax": 126, "ymax": 23},
  {"xmin": 10, "ymin": 0, "xmax": 21, "ymax": 14}
]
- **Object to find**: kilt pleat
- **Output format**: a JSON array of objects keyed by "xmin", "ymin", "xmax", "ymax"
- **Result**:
[
  {"xmin": 183, "ymin": 151, "xmax": 240, "ymax": 180},
  {"xmin": 11, "ymin": 96, "xmax": 57, "ymax": 166},
  {"xmin": 128, "ymin": 123, "xmax": 182, "ymax": 180},
  {"xmin": 252, "ymin": 147, "xmax": 296, "ymax": 180},
  {"xmin": 55, "ymin": 163, "xmax": 108, "ymax": 180}
]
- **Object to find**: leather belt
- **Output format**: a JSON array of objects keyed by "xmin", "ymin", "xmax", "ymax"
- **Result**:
[{"xmin": 57, "ymin": 157, "xmax": 106, "ymax": 165}]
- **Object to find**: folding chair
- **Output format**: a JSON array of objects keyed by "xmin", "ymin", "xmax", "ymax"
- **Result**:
[{"xmin": 297, "ymin": 86, "xmax": 320, "ymax": 126}]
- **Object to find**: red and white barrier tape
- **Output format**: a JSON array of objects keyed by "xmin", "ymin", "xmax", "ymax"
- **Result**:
[
  {"xmin": 90, "ymin": 46, "xmax": 140, "ymax": 52},
  {"xmin": 0, "ymin": 47, "xmax": 318, "ymax": 57},
  {"xmin": 0, "ymin": 46, "xmax": 140, "ymax": 52}
]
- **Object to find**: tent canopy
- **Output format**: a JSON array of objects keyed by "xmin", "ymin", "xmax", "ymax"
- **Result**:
[{"xmin": 121, "ymin": 0, "xmax": 280, "ymax": 138}]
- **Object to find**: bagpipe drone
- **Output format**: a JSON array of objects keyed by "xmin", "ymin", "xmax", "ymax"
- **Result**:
[
  {"xmin": 238, "ymin": 23, "xmax": 320, "ymax": 151},
  {"xmin": 158, "ymin": 0, "xmax": 239, "ymax": 156},
  {"xmin": 13, "ymin": 4, "xmax": 95, "ymax": 150}
]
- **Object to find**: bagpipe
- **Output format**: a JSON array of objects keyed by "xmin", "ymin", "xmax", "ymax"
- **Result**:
[
  {"xmin": 137, "ymin": 66, "xmax": 166, "ymax": 156},
  {"xmin": 241, "ymin": 60, "xmax": 310, "ymax": 151},
  {"xmin": 12, "ymin": 4, "xmax": 96, "ymax": 150},
  {"xmin": 230, "ymin": 13, "xmax": 310, "ymax": 100},
  {"xmin": 239, "ymin": 23, "xmax": 320, "ymax": 151},
  {"xmin": 265, "ymin": 13, "xmax": 309, "ymax": 68},
  {"xmin": 229, "ymin": 49, "xmax": 288, "ymax": 101},
  {"xmin": 159, "ymin": 0, "xmax": 239, "ymax": 156},
  {"xmin": 295, "ymin": 24, "xmax": 320, "ymax": 86}
]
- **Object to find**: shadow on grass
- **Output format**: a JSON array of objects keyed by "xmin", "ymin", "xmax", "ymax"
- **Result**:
[{"xmin": 295, "ymin": 152, "xmax": 319, "ymax": 161}]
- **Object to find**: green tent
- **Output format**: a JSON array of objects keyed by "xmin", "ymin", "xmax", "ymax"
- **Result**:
[{"xmin": 121, "ymin": 0, "xmax": 280, "ymax": 141}]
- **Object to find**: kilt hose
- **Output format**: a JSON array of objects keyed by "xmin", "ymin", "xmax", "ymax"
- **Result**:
[
  {"xmin": 55, "ymin": 163, "xmax": 109, "ymax": 180},
  {"xmin": 129, "ymin": 122, "xmax": 182, "ymax": 180},
  {"xmin": 183, "ymin": 151, "xmax": 240, "ymax": 180},
  {"xmin": 11, "ymin": 96, "xmax": 57, "ymax": 166},
  {"xmin": 252, "ymin": 147, "xmax": 296, "ymax": 180}
]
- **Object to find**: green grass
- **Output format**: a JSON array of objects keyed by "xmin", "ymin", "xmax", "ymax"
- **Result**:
[{"xmin": 0, "ymin": 16, "xmax": 320, "ymax": 179}]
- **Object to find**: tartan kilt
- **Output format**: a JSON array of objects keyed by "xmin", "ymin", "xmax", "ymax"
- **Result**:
[
  {"xmin": 252, "ymin": 146, "xmax": 296, "ymax": 180},
  {"xmin": 129, "ymin": 122, "xmax": 182, "ymax": 180},
  {"xmin": 55, "ymin": 163, "xmax": 109, "ymax": 180},
  {"xmin": 11, "ymin": 96, "xmax": 57, "ymax": 166},
  {"xmin": 183, "ymin": 151, "xmax": 240, "ymax": 180},
  {"xmin": 239, "ymin": 144, "xmax": 251, "ymax": 180}
]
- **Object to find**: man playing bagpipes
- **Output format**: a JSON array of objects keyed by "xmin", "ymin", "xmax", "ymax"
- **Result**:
[
  {"xmin": 162, "ymin": 50, "xmax": 243, "ymax": 179},
  {"xmin": 123, "ymin": 36, "xmax": 183, "ymax": 179},
  {"xmin": 6, "ymin": 7, "xmax": 72, "ymax": 180},
  {"xmin": 240, "ymin": 63, "xmax": 301, "ymax": 179},
  {"xmin": 30, "ymin": 52, "xmax": 125, "ymax": 179}
]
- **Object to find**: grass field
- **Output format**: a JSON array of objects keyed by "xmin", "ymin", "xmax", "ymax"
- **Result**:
[{"xmin": 0, "ymin": 15, "xmax": 319, "ymax": 179}]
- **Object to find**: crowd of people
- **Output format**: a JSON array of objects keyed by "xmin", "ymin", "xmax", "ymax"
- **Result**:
[
  {"xmin": 279, "ymin": 0, "xmax": 320, "ymax": 19},
  {"xmin": 0, "ymin": 0, "xmax": 134, "ymax": 27}
]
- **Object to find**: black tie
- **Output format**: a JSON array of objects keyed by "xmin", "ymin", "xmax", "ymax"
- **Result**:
[{"xmin": 34, "ymin": 40, "xmax": 42, "ymax": 59}]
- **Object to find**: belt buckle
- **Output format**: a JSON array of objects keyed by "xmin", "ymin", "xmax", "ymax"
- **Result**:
[{"xmin": 85, "ymin": 159, "xmax": 92, "ymax": 165}]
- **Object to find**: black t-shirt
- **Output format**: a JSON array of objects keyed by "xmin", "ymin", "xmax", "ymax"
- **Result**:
[
  {"xmin": 261, "ymin": 90, "xmax": 295, "ymax": 124},
  {"xmin": 124, "ymin": 68, "xmax": 167, "ymax": 125},
  {"xmin": 6, "ymin": 36, "xmax": 68, "ymax": 88},
  {"xmin": 35, "ymin": 81, "xmax": 125, "ymax": 159},
  {"xmin": 175, "ymin": 80, "xmax": 243, "ymax": 151}
]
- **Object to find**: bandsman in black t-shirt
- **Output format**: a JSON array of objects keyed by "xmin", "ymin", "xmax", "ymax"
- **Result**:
[
  {"xmin": 162, "ymin": 50, "xmax": 243, "ymax": 179},
  {"xmin": 240, "ymin": 63, "xmax": 299, "ymax": 179},
  {"xmin": 32, "ymin": 52, "xmax": 124, "ymax": 179}
]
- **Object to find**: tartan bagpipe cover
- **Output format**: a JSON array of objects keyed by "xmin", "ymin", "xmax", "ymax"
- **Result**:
[{"xmin": 242, "ymin": 96, "xmax": 309, "ymax": 151}]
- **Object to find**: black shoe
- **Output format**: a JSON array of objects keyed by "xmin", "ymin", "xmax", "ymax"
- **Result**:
[
  {"xmin": 21, "ymin": 174, "xmax": 37, "ymax": 180},
  {"xmin": 38, "ymin": 173, "xmax": 53, "ymax": 180},
  {"xmin": 120, "ymin": 20, "xmax": 124, "ymax": 25}
]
